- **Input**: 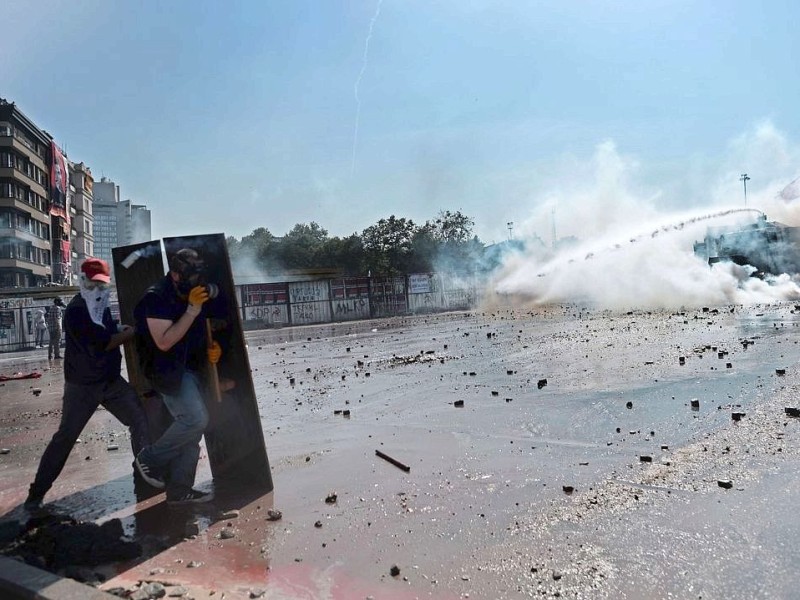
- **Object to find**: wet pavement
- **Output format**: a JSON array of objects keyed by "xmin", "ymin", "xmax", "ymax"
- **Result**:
[{"xmin": 2, "ymin": 304, "xmax": 800, "ymax": 598}]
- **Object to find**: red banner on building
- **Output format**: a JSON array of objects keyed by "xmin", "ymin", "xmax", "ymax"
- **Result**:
[
  {"xmin": 50, "ymin": 141, "xmax": 68, "ymax": 218},
  {"xmin": 50, "ymin": 142, "xmax": 71, "ymax": 282}
]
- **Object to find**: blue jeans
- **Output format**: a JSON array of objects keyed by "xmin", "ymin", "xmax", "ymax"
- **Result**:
[
  {"xmin": 30, "ymin": 376, "xmax": 149, "ymax": 498},
  {"xmin": 137, "ymin": 372, "xmax": 208, "ymax": 498}
]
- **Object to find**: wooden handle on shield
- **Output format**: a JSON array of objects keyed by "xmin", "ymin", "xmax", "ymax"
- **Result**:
[{"xmin": 206, "ymin": 319, "xmax": 222, "ymax": 403}]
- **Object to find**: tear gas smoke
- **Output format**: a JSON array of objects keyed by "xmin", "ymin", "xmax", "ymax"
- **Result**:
[
  {"xmin": 491, "ymin": 208, "xmax": 800, "ymax": 311},
  {"xmin": 487, "ymin": 130, "xmax": 800, "ymax": 311}
]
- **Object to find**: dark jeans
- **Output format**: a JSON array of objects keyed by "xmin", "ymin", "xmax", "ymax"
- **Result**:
[{"xmin": 29, "ymin": 376, "xmax": 150, "ymax": 499}]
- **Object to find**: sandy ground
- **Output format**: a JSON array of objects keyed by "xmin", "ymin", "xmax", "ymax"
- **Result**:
[{"xmin": 2, "ymin": 303, "xmax": 800, "ymax": 599}]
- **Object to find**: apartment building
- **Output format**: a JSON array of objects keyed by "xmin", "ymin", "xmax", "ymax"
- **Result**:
[
  {"xmin": 69, "ymin": 161, "xmax": 94, "ymax": 280},
  {"xmin": 0, "ymin": 99, "xmax": 53, "ymax": 287}
]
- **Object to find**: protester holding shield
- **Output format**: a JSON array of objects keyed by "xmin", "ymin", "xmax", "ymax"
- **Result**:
[{"xmin": 133, "ymin": 248, "xmax": 221, "ymax": 505}]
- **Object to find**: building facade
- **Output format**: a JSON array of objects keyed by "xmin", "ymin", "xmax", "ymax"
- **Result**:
[
  {"xmin": 0, "ymin": 100, "xmax": 53, "ymax": 288},
  {"xmin": 69, "ymin": 161, "xmax": 94, "ymax": 280}
]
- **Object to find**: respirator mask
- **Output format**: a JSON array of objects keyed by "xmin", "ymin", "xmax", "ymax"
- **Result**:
[{"xmin": 171, "ymin": 250, "xmax": 218, "ymax": 299}]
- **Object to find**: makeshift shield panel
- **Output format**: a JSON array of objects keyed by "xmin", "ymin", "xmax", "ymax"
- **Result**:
[{"xmin": 114, "ymin": 235, "xmax": 273, "ymax": 491}]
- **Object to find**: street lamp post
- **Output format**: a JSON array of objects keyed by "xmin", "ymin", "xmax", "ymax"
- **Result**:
[{"xmin": 740, "ymin": 173, "xmax": 750, "ymax": 207}]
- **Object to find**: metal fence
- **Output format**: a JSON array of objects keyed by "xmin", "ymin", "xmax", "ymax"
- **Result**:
[
  {"xmin": 239, "ymin": 273, "xmax": 479, "ymax": 329},
  {"xmin": 0, "ymin": 298, "xmax": 64, "ymax": 353}
]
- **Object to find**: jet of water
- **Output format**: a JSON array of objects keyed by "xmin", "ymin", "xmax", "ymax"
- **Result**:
[{"xmin": 351, "ymin": 0, "xmax": 384, "ymax": 175}]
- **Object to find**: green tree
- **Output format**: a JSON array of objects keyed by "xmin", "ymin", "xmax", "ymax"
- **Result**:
[
  {"xmin": 238, "ymin": 227, "xmax": 277, "ymax": 263},
  {"xmin": 423, "ymin": 210, "xmax": 483, "ymax": 273},
  {"xmin": 362, "ymin": 216, "xmax": 418, "ymax": 275},
  {"xmin": 431, "ymin": 210, "xmax": 475, "ymax": 245},
  {"xmin": 319, "ymin": 233, "xmax": 365, "ymax": 274},
  {"xmin": 225, "ymin": 235, "xmax": 242, "ymax": 259},
  {"xmin": 278, "ymin": 222, "xmax": 329, "ymax": 269}
]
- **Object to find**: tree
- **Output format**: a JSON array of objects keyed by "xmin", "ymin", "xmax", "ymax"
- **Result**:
[
  {"xmin": 361, "ymin": 216, "xmax": 418, "ymax": 275},
  {"xmin": 238, "ymin": 227, "xmax": 277, "ymax": 264},
  {"xmin": 413, "ymin": 210, "xmax": 483, "ymax": 273},
  {"xmin": 408, "ymin": 223, "xmax": 437, "ymax": 272},
  {"xmin": 430, "ymin": 210, "xmax": 475, "ymax": 245},
  {"xmin": 277, "ymin": 222, "xmax": 329, "ymax": 269},
  {"xmin": 319, "ymin": 234, "xmax": 365, "ymax": 274},
  {"xmin": 225, "ymin": 235, "xmax": 241, "ymax": 259}
]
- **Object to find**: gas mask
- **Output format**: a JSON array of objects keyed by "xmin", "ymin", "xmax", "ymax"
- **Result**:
[{"xmin": 170, "ymin": 249, "xmax": 217, "ymax": 298}]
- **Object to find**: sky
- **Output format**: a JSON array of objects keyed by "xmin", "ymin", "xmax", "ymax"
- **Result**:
[{"xmin": 4, "ymin": 0, "xmax": 800, "ymax": 249}]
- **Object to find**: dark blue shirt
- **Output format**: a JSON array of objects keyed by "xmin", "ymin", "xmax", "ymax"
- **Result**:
[
  {"xmin": 134, "ymin": 276, "xmax": 207, "ymax": 395},
  {"xmin": 63, "ymin": 294, "xmax": 122, "ymax": 385}
]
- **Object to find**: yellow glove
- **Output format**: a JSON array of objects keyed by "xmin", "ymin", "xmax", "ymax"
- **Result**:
[
  {"xmin": 188, "ymin": 285, "xmax": 210, "ymax": 307},
  {"xmin": 208, "ymin": 340, "xmax": 222, "ymax": 364}
]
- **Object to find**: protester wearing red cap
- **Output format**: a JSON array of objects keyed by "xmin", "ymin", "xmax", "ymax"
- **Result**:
[
  {"xmin": 81, "ymin": 257, "xmax": 112, "ymax": 283},
  {"xmin": 24, "ymin": 258, "xmax": 150, "ymax": 512}
]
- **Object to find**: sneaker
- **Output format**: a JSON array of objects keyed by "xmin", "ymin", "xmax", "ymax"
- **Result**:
[
  {"xmin": 24, "ymin": 494, "xmax": 43, "ymax": 512},
  {"xmin": 166, "ymin": 489, "xmax": 214, "ymax": 506},
  {"xmin": 133, "ymin": 455, "xmax": 165, "ymax": 489}
]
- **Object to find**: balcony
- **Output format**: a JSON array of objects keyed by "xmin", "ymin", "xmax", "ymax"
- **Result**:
[
  {"xmin": 0, "ymin": 257, "xmax": 49, "ymax": 276},
  {"xmin": 0, "ymin": 223, "xmax": 50, "ymax": 245},
  {"xmin": 0, "ymin": 136, "xmax": 47, "ymax": 170},
  {"xmin": 0, "ymin": 166, "xmax": 48, "ymax": 199}
]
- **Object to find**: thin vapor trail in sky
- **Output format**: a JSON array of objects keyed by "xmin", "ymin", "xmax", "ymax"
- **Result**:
[{"xmin": 351, "ymin": 0, "xmax": 384, "ymax": 175}]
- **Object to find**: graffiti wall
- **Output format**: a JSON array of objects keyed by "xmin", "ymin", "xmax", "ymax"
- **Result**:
[
  {"xmin": 246, "ymin": 304, "xmax": 290, "ymax": 326},
  {"xmin": 241, "ymin": 282, "xmax": 290, "ymax": 327},
  {"xmin": 330, "ymin": 277, "xmax": 370, "ymax": 321},
  {"xmin": 289, "ymin": 280, "xmax": 331, "ymax": 325}
]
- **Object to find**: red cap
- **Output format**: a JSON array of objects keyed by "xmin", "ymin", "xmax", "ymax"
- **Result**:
[{"xmin": 81, "ymin": 257, "xmax": 111, "ymax": 283}]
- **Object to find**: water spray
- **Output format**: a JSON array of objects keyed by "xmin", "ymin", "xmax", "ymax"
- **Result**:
[{"xmin": 534, "ymin": 207, "xmax": 767, "ymax": 278}]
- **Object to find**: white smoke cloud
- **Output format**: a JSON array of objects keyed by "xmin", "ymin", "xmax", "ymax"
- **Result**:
[{"xmin": 491, "ymin": 127, "xmax": 800, "ymax": 310}]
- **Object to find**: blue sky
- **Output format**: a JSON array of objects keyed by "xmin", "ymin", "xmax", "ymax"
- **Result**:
[{"xmin": 5, "ymin": 0, "xmax": 800, "ymax": 245}]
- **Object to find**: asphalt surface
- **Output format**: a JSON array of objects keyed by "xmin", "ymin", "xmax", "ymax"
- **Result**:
[{"xmin": 1, "ymin": 304, "xmax": 800, "ymax": 599}]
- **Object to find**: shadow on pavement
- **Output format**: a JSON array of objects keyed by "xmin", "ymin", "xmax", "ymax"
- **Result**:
[{"xmin": 0, "ymin": 472, "xmax": 276, "ymax": 594}]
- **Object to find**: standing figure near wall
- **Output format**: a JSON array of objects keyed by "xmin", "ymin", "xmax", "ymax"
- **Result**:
[
  {"xmin": 46, "ymin": 297, "xmax": 65, "ymax": 359},
  {"xmin": 33, "ymin": 309, "xmax": 47, "ymax": 348}
]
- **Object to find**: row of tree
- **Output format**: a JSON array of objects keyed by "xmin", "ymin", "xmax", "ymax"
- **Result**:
[{"xmin": 226, "ymin": 210, "xmax": 487, "ymax": 276}]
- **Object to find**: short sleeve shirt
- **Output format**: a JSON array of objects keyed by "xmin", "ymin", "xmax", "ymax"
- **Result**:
[{"xmin": 134, "ymin": 276, "xmax": 207, "ymax": 394}]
